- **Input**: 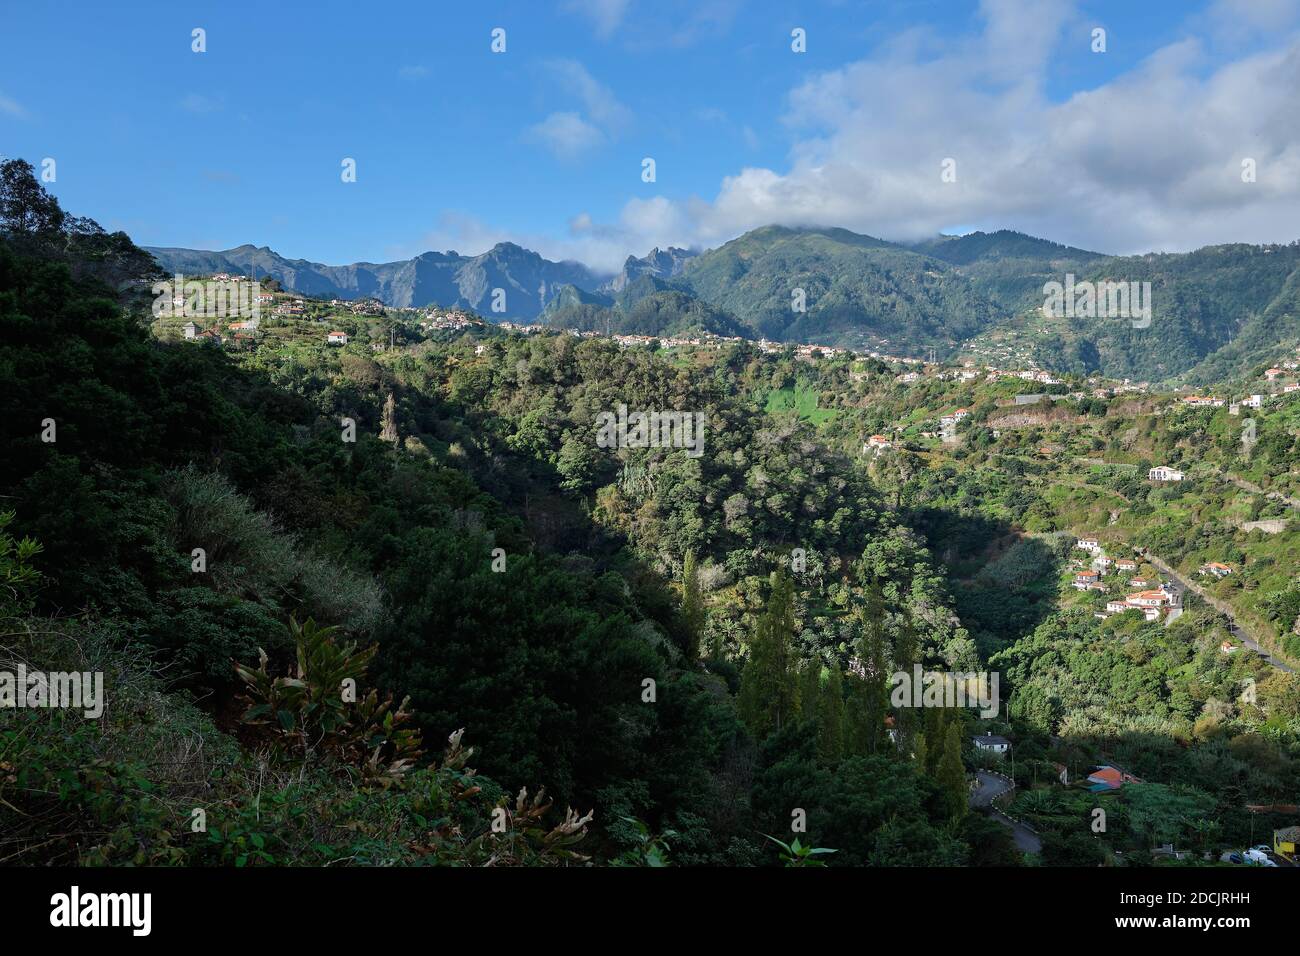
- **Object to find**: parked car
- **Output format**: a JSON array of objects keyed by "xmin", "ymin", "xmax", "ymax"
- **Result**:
[{"xmin": 1244, "ymin": 847, "xmax": 1274, "ymax": 865}]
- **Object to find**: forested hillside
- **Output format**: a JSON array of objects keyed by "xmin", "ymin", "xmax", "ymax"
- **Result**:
[
  {"xmin": 1, "ymin": 162, "xmax": 987, "ymax": 866},
  {"xmin": 3, "ymin": 159, "xmax": 1297, "ymax": 869}
]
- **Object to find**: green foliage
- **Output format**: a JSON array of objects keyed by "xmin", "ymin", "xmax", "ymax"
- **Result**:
[
  {"xmin": 764, "ymin": 834, "xmax": 837, "ymax": 867},
  {"xmin": 738, "ymin": 571, "xmax": 802, "ymax": 738},
  {"xmin": 937, "ymin": 721, "xmax": 968, "ymax": 822},
  {"xmin": 234, "ymin": 616, "xmax": 424, "ymax": 787},
  {"xmin": 0, "ymin": 510, "xmax": 42, "ymax": 617}
]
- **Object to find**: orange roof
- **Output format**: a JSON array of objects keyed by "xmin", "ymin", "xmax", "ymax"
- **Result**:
[
  {"xmin": 328, "ymin": 330, "xmax": 347, "ymax": 336},
  {"xmin": 1205, "ymin": 562, "xmax": 1232, "ymax": 570},
  {"xmin": 1088, "ymin": 767, "xmax": 1124, "ymax": 786}
]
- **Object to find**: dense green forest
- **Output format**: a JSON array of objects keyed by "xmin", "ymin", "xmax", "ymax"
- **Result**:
[{"xmin": 2, "ymin": 160, "xmax": 1297, "ymax": 868}]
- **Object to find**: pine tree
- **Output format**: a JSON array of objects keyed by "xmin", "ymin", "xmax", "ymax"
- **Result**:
[
  {"xmin": 738, "ymin": 570, "xmax": 801, "ymax": 739},
  {"xmin": 892, "ymin": 599, "xmax": 918, "ymax": 671},
  {"xmin": 852, "ymin": 596, "xmax": 890, "ymax": 755},
  {"xmin": 937, "ymin": 721, "xmax": 968, "ymax": 822},
  {"xmin": 681, "ymin": 550, "xmax": 704, "ymax": 656},
  {"xmin": 924, "ymin": 704, "xmax": 947, "ymax": 777},
  {"xmin": 817, "ymin": 664, "xmax": 844, "ymax": 763},
  {"xmin": 913, "ymin": 731, "xmax": 929, "ymax": 773}
]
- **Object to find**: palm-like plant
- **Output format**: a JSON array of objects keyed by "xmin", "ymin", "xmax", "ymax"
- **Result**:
[{"xmin": 234, "ymin": 616, "xmax": 423, "ymax": 787}]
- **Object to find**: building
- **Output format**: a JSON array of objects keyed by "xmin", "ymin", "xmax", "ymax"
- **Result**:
[
  {"xmin": 1101, "ymin": 588, "xmax": 1171, "ymax": 621},
  {"xmin": 1116, "ymin": 559, "xmax": 1138, "ymax": 573},
  {"xmin": 864, "ymin": 434, "xmax": 893, "ymax": 453},
  {"xmin": 1092, "ymin": 555, "xmax": 1114, "ymax": 570},
  {"xmin": 1128, "ymin": 589, "xmax": 1171, "ymax": 608},
  {"xmin": 972, "ymin": 732, "xmax": 1011, "ymax": 754},
  {"xmin": 1073, "ymin": 570, "xmax": 1100, "ymax": 591},
  {"xmin": 1087, "ymin": 765, "xmax": 1139, "ymax": 791},
  {"xmin": 1265, "ymin": 368, "xmax": 1283, "ymax": 380},
  {"xmin": 327, "ymin": 331, "xmax": 349, "ymax": 345},
  {"xmin": 1076, "ymin": 536, "xmax": 1101, "ymax": 553},
  {"xmin": 1200, "ymin": 562, "xmax": 1233, "ymax": 578},
  {"xmin": 1241, "ymin": 394, "xmax": 1263, "ymax": 409},
  {"xmin": 1148, "ymin": 465, "xmax": 1184, "ymax": 482},
  {"xmin": 182, "ymin": 321, "xmax": 198, "ymax": 339}
]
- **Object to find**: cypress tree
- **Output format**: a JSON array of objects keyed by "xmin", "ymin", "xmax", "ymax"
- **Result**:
[
  {"xmin": 681, "ymin": 550, "xmax": 704, "ymax": 656},
  {"xmin": 937, "ymin": 720, "xmax": 969, "ymax": 822},
  {"xmin": 738, "ymin": 570, "xmax": 801, "ymax": 739},
  {"xmin": 817, "ymin": 664, "xmax": 844, "ymax": 763}
]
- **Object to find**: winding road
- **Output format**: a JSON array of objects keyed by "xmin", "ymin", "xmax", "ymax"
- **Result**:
[
  {"xmin": 971, "ymin": 771, "xmax": 1042, "ymax": 854},
  {"xmin": 1137, "ymin": 550, "xmax": 1295, "ymax": 674}
]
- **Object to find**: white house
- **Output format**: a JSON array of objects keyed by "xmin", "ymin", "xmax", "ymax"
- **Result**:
[
  {"xmin": 1127, "ymin": 589, "xmax": 1170, "ymax": 608},
  {"xmin": 1200, "ymin": 562, "xmax": 1233, "ymax": 578},
  {"xmin": 1241, "ymin": 394, "xmax": 1263, "ymax": 409},
  {"xmin": 1076, "ymin": 537, "xmax": 1101, "ymax": 553},
  {"xmin": 1116, "ymin": 559, "xmax": 1138, "ymax": 572},
  {"xmin": 182, "ymin": 321, "xmax": 198, "ymax": 340},
  {"xmin": 864, "ymin": 434, "xmax": 893, "ymax": 453},
  {"xmin": 327, "ymin": 331, "xmax": 349, "ymax": 345},
  {"xmin": 1148, "ymin": 466, "xmax": 1184, "ymax": 482},
  {"xmin": 972, "ymin": 732, "xmax": 1011, "ymax": 754}
]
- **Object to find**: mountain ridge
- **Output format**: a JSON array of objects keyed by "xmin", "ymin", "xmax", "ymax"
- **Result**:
[{"xmin": 148, "ymin": 227, "xmax": 1300, "ymax": 383}]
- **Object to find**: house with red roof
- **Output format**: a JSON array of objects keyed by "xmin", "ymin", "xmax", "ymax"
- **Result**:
[{"xmin": 1086, "ymin": 765, "xmax": 1140, "ymax": 791}]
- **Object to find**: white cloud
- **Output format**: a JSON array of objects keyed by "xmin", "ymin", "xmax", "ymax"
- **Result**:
[
  {"xmin": 432, "ymin": 0, "xmax": 1300, "ymax": 270},
  {"xmin": 545, "ymin": 59, "xmax": 632, "ymax": 131},
  {"xmin": 524, "ymin": 60, "xmax": 631, "ymax": 160},
  {"xmin": 563, "ymin": 0, "xmax": 630, "ymax": 38},
  {"xmin": 0, "ymin": 92, "xmax": 26, "ymax": 118},
  {"xmin": 525, "ymin": 111, "xmax": 606, "ymax": 161},
  {"xmin": 585, "ymin": 0, "xmax": 1300, "ymax": 258}
]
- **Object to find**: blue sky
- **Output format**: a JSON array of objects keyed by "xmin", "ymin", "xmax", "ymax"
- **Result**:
[{"xmin": 3, "ymin": 0, "xmax": 1299, "ymax": 271}]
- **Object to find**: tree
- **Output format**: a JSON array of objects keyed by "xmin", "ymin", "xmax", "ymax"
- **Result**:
[
  {"xmin": 379, "ymin": 392, "xmax": 399, "ymax": 443},
  {"xmin": 913, "ymin": 732, "xmax": 929, "ymax": 774},
  {"xmin": 817, "ymin": 664, "xmax": 845, "ymax": 763},
  {"xmin": 681, "ymin": 549, "xmax": 704, "ymax": 655},
  {"xmin": 0, "ymin": 158, "xmax": 65, "ymax": 236},
  {"xmin": 923, "ymin": 704, "xmax": 948, "ymax": 776},
  {"xmin": 738, "ymin": 570, "xmax": 801, "ymax": 739},
  {"xmin": 937, "ymin": 721, "xmax": 968, "ymax": 822},
  {"xmin": 847, "ymin": 596, "xmax": 890, "ymax": 755}
]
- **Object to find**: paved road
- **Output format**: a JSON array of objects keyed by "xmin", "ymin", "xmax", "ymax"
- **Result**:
[
  {"xmin": 1138, "ymin": 550, "xmax": 1295, "ymax": 674},
  {"xmin": 971, "ymin": 771, "xmax": 1042, "ymax": 854}
]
